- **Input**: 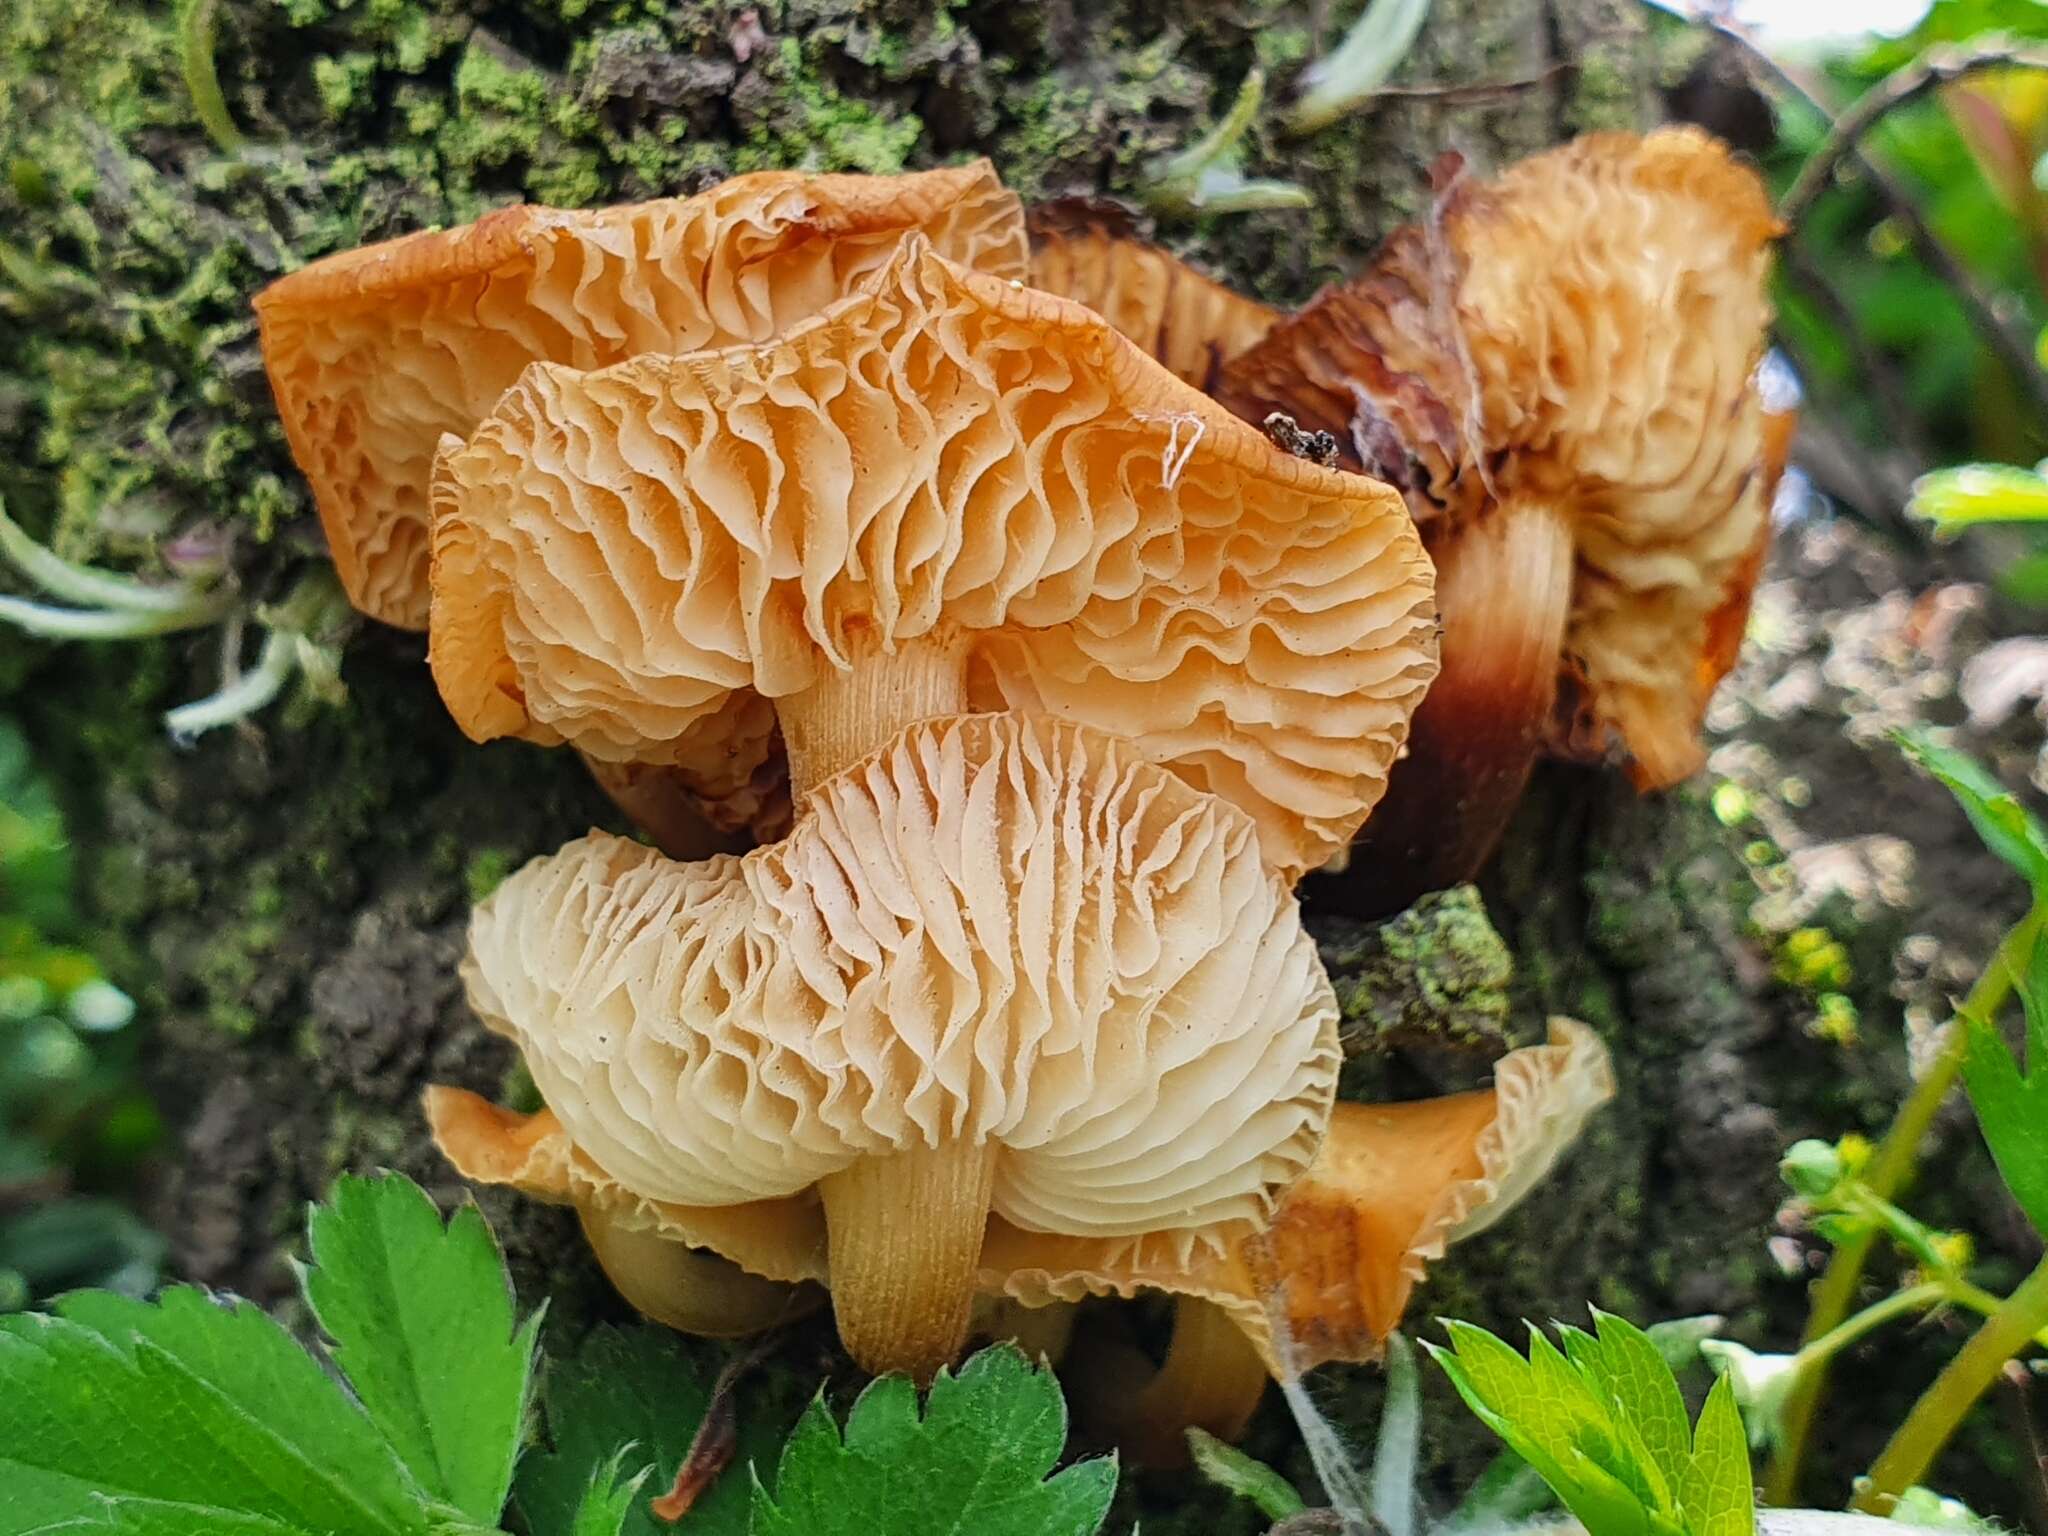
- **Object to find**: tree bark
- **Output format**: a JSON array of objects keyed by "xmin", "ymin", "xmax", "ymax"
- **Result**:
[{"xmin": 5, "ymin": 0, "xmax": 1994, "ymax": 1525}]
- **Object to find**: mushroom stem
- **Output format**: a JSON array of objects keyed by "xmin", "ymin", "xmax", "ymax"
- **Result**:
[
  {"xmin": 575, "ymin": 752, "xmax": 747, "ymax": 861},
  {"xmin": 577, "ymin": 1205, "xmax": 823, "ymax": 1337},
  {"xmin": 820, "ymin": 1138, "xmax": 999, "ymax": 1381},
  {"xmin": 1321, "ymin": 497, "xmax": 1573, "ymax": 916},
  {"xmin": 782, "ymin": 629, "xmax": 969, "ymax": 798},
  {"xmin": 1068, "ymin": 1297, "xmax": 1272, "ymax": 1467}
]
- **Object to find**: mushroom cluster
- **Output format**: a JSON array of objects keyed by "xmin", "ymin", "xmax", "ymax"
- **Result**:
[{"xmin": 254, "ymin": 157, "xmax": 1651, "ymax": 1428}]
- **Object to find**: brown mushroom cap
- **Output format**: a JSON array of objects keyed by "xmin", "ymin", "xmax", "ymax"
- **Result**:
[
  {"xmin": 1026, "ymin": 201, "xmax": 1280, "ymax": 389},
  {"xmin": 255, "ymin": 162, "xmax": 1028, "ymax": 629},
  {"xmin": 1216, "ymin": 128, "xmax": 1779, "ymax": 795},
  {"xmin": 460, "ymin": 713, "xmax": 1338, "ymax": 1240},
  {"xmin": 428, "ymin": 237, "xmax": 1436, "ymax": 878}
]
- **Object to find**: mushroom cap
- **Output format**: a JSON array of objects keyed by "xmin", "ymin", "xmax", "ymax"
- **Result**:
[
  {"xmin": 460, "ymin": 712, "xmax": 1340, "ymax": 1243},
  {"xmin": 429, "ymin": 237, "xmax": 1436, "ymax": 876},
  {"xmin": 255, "ymin": 162, "xmax": 1029, "ymax": 628},
  {"xmin": 1215, "ymin": 128, "xmax": 1779, "ymax": 787},
  {"xmin": 979, "ymin": 1017, "xmax": 1614, "ymax": 1374},
  {"xmin": 1026, "ymin": 201, "xmax": 1279, "ymax": 389}
]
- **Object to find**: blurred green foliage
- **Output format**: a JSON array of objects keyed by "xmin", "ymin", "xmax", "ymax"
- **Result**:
[
  {"xmin": 1770, "ymin": 0, "xmax": 2048, "ymax": 466},
  {"xmin": 0, "ymin": 714, "xmax": 159, "ymax": 1309}
]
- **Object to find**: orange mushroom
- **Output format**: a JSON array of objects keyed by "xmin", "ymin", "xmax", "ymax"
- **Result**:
[
  {"xmin": 1026, "ymin": 200, "xmax": 1280, "ymax": 389},
  {"xmin": 419, "ymin": 236, "xmax": 1439, "ymax": 1378},
  {"xmin": 1213, "ymin": 128, "xmax": 1786, "ymax": 911},
  {"xmin": 257, "ymin": 162, "xmax": 1028, "ymax": 631},
  {"xmin": 256, "ymin": 163, "xmax": 1029, "ymax": 852}
]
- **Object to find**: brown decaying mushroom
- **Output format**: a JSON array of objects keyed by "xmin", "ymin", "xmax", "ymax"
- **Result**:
[
  {"xmin": 1025, "ymin": 200, "xmax": 1280, "ymax": 390},
  {"xmin": 419, "ymin": 234, "xmax": 1440, "ymax": 1378},
  {"xmin": 1213, "ymin": 127, "xmax": 1786, "ymax": 910}
]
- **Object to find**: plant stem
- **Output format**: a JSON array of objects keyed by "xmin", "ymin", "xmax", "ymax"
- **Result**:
[
  {"xmin": 1795, "ymin": 1283, "xmax": 1948, "ymax": 1373},
  {"xmin": 1765, "ymin": 902, "xmax": 2044, "ymax": 1504},
  {"xmin": 1852, "ymin": 1253, "xmax": 2048, "ymax": 1513}
]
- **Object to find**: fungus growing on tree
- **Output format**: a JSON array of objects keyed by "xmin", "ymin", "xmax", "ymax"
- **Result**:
[
  {"xmin": 1213, "ymin": 128, "xmax": 1784, "ymax": 909},
  {"xmin": 425, "ymin": 237, "xmax": 1437, "ymax": 881},
  {"xmin": 1026, "ymin": 202, "xmax": 1279, "ymax": 388},
  {"xmin": 418, "ymin": 235, "xmax": 1439, "ymax": 1378}
]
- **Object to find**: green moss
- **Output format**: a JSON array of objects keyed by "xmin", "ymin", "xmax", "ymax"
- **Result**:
[
  {"xmin": 1319, "ymin": 885, "xmax": 1514, "ymax": 1055},
  {"xmin": 463, "ymin": 847, "xmax": 518, "ymax": 905}
]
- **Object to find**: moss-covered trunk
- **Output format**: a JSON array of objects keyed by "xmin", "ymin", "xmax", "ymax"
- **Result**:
[{"xmin": 4, "ymin": 0, "xmax": 1990, "ymax": 1523}]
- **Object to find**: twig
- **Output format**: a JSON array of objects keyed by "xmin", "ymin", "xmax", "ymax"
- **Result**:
[
  {"xmin": 649, "ymin": 1339, "xmax": 774, "ymax": 1524},
  {"xmin": 1775, "ymin": 241, "xmax": 1934, "ymax": 502},
  {"xmin": 1709, "ymin": 20, "xmax": 2048, "ymax": 428},
  {"xmin": 1781, "ymin": 43, "xmax": 2048, "ymax": 228},
  {"xmin": 1367, "ymin": 60, "xmax": 1576, "ymax": 107}
]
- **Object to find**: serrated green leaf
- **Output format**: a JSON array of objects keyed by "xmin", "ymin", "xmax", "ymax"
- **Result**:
[
  {"xmin": 302, "ymin": 1173, "xmax": 539, "ymax": 1525},
  {"xmin": 565, "ymin": 1450, "xmax": 653, "ymax": 1536},
  {"xmin": 1681, "ymin": 1376, "xmax": 1755, "ymax": 1536},
  {"xmin": 1962, "ymin": 1002, "xmax": 2048, "ymax": 1237},
  {"xmin": 1894, "ymin": 730, "xmax": 2048, "ymax": 887},
  {"xmin": 0, "ymin": 1299, "xmax": 432, "ymax": 1536},
  {"xmin": 1187, "ymin": 1428, "xmax": 1304, "ymax": 1520},
  {"xmin": 1580, "ymin": 1311, "xmax": 1693, "ymax": 1502},
  {"xmin": 1526, "ymin": 1327, "xmax": 1665, "ymax": 1517},
  {"xmin": 517, "ymin": 1327, "xmax": 796, "ymax": 1536},
  {"xmin": 748, "ymin": 1345, "xmax": 1115, "ymax": 1536}
]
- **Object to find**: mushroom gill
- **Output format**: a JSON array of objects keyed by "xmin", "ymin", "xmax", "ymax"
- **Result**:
[
  {"xmin": 1026, "ymin": 200, "xmax": 1280, "ymax": 389},
  {"xmin": 427, "ymin": 236, "xmax": 1438, "ymax": 882},
  {"xmin": 420, "ymin": 234, "xmax": 1438, "ymax": 1378},
  {"xmin": 1212, "ymin": 127, "xmax": 1784, "ymax": 910},
  {"xmin": 429, "ymin": 1016, "xmax": 1613, "ymax": 1448},
  {"xmin": 452, "ymin": 716, "xmax": 1338, "ymax": 1377},
  {"xmin": 256, "ymin": 161, "xmax": 1028, "ymax": 631}
]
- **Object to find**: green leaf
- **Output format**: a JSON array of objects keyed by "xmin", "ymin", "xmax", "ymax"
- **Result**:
[
  {"xmin": 301, "ymin": 1173, "xmax": 540, "ymax": 1526},
  {"xmin": 1680, "ymin": 1376, "xmax": 1755, "ymax": 1536},
  {"xmin": 565, "ymin": 1450, "xmax": 654, "ymax": 1536},
  {"xmin": 1576, "ymin": 1311, "xmax": 1693, "ymax": 1492},
  {"xmin": 1910, "ymin": 464, "xmax": 2048, "ymax": 532},
  {"xmin": 517, "ymin": 1326, "xmax": 797, "ymax": 1536},
  {"xmin": 1962, "ymin": 987, "xmax": 2048, "ymax": 1237},
  {"xmin": 748, "ymin": 1345, "xmax": 1116, "ymax": 1536},
  {"xmin": 0, "ymin": 1294, "xmax": 431, "ymax": 1536},
  {"xmin": 1187, "ymin": 1428, "xmax": 1304, "ymax": 1521},
  {"xmin": 1894, "ymin": 729, "xmax": 2048, "ymax": 887}
]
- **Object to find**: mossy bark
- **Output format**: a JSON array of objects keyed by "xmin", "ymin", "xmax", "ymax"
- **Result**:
[{"xmin": 3, "ymin": 0, "xmax": 1961, "ymax": 1522}]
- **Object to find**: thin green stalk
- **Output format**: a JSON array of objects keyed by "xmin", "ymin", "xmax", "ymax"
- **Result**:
[
  {"xmin": 177, "ymin": 0, "xmax": 245, "ymax": 154},
  {"xmin": 1765, "ymin": 901, "xmax": 2044, "ymax": 1504},
  {"xmin": 1852, "ymin": 1253, "xmax": 2048, "ymax": 1513},
  {"xmin": 1795, "ymin": 1283, "xmax": 1947, "ymax": 1373}
]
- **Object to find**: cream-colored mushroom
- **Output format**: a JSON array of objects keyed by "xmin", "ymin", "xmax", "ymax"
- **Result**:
[
  {"xmin": 449, "ymin": 715, "xmax": 1338, "ymax": 1377},
  {"xmin": 1214, "ymin": 128, "xmax": 1785, "ymax": 908}
]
